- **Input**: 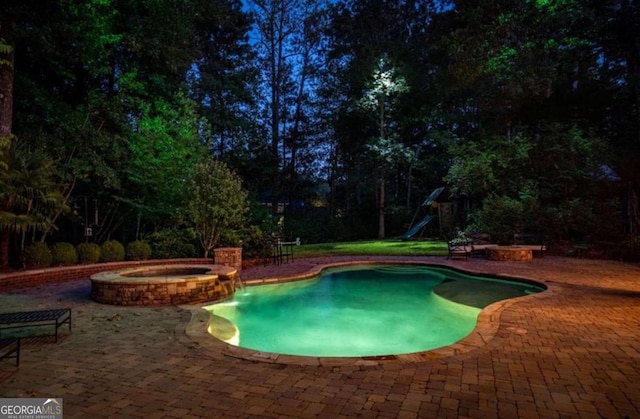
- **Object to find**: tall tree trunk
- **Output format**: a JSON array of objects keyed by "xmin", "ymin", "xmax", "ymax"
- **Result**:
[
  {"xmin": 287, "ymin": 55, "xmax": 308, "ymax": 207},
  {"xmin": 0, "ymin": 17, "xmax": 16, "ymax": 270},
  {"xmin": 0, "ymin": 233, "xmax": 10, "ymax": 271},
  {"xmin": 0, "ymin": 17, "xmax": 15, "ymax": 137},
  {"xmin": 265, "ymin": 1, "xmax": 283, "ymax": 215},
  {"xmin": 378, "ymin": 169, "xmax": 385, "ymax": 239},
  {"xmin": 377, "ymin": 95, "xmax": 386, "ymax": 239},
  {"xmin": 620, "ymin": 0, "xmax": 640, "ymax": 234},
  {"xmin": 270, "ymin": 43, "xmax": 280, "ymax": 213},
  {"xmin": 251, "ymin": 0, "xmax": 307, "ymax": 215}
]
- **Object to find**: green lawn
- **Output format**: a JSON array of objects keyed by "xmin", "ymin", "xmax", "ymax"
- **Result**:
[{"xmin": 294, "ymin": 239, "xmax": 448, "ymax": 258}]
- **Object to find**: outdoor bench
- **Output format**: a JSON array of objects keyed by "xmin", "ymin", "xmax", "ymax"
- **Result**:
[
  {"xmin": 513, "ymin": 233, "xmax": 547, "ymax": 257},
  {"xmin": 0, "ymin": 337, "xmax": 20, "ymax": 366},
  {"xmin": 469, "ymin": 233, "xmax": 498, "ymax": 258},
  {"xmin": 0, "ymin": 308, "xmax": 72, "ymax": 342},
  {"xmin": 447, "ymin": 239, "xmax": 472, "ymax": 259}
]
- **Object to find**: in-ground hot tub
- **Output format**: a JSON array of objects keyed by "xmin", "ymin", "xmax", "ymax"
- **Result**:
[{"xmin": 91, "ymin": 264, "xmax": 238, "ymax": 306}]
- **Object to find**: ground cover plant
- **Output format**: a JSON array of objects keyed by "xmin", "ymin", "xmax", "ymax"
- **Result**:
[{"xmin": 294, "ymin": 240, "xmax": 448, "ymax": 258}]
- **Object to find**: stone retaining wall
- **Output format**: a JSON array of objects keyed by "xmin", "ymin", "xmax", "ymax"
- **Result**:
[{"xmin": 0, "ymin": 259, "xmax": 212, "ymax": 292}]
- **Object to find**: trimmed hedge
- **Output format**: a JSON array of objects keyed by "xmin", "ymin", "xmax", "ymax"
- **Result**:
[
  {"xmin": 51, "ymin": 242, "xmax": 78, "ymax": 266},
  {"xmin": 23, "ymin": 242, "xmax": 52, "ymax": 269},
  {"xmin": 126, "ymin": 240, "xmax": 152, "ymax": 261},
  {"xmin": 77, "ymin": 243, "xmax": 101, "ymax": 264},
  {"xmin": 100, "ymin": 240, "xmax": 125, "ymax": 262}
]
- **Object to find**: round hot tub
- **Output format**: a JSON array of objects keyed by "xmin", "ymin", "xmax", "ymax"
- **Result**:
[{"xmin": 91, "ymin": 264, "xmax": 238, "ymax": 306}]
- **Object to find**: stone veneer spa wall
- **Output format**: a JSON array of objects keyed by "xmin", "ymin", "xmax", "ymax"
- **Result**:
[{"xmin": 90, "ymin": 264, "xmax": 238, "ymax": 306}]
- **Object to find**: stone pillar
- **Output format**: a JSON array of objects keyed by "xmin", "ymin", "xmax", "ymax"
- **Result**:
[{"xmin": 214, "ymin": 247, "xmax": 242, "ymax": 272}]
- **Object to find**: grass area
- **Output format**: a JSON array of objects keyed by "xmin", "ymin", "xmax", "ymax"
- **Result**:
[{"xmin": 294, "ymin": 239, "xmax": 448, "ymax": 258}]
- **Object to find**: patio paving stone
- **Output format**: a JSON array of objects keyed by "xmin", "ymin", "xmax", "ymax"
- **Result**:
[{"xmin": 0, "ymin": 255, "xmax": 639, "ymax": 418}]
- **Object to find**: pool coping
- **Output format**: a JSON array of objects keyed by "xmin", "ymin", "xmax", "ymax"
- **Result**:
[
  {"xmin": 183, "ymin": 260, "xmax": 554, "ymax": 366},
  {"xmin": 90, "ymin": 264, "xmax": 237, "ymax": 285}
]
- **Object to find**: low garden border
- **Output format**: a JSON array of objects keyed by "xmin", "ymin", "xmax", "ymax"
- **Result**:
[{"xmin": 0, "ymin": 259, "xmax": 212, "ymax": 292}]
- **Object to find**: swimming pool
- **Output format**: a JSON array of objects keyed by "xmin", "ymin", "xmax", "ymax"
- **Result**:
[{"xmin": 204, "ymin": 264, "xmax": 544, "ymax": 357}]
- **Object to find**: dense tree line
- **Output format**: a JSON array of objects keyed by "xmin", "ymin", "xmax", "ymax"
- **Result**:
[
  {"xmin": 326, "ymin": 0, "xmax": 639, "ymax": 245},
  {"xmin": 1, "ymin": 0, "xmax": 638, "ymax": 268}
]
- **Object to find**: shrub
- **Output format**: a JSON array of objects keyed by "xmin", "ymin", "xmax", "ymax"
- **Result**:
[
  {"xmin": 100, "ymin": 240, "xmax": 125, "ymax": 262},
  {"xmin": 77, "ymin": 243, "xmax": 101, "ymax": 264},
  {"xmin": 219, "ymin": 230, "xmax": 242, "ymax": 248},
  {"xmin": 126, "ymin": 240, "xmax": 152, "ymax": 261},
  {"xmin": 472, "ymin": 195, "xmax": 524, "ymax": 244},
  {"xmin": 240, "ymin": 225, "xmax": 269, "ymax": 259},
  {"xmin": 181, "ymin": 158, "xmax": 248, "ymax": 257},
  {"xmin": 23, "ymin": 242, "xmax": 52, "ymax": 269},
  {"xmin": 146, "ymin": 228, "xmax": 198, "ymax": 259},
  {"xmin": 51, "ymin": 242, "xmax": 78, "ymax": 266}
]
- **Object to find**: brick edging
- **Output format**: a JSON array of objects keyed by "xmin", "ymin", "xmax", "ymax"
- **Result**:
[{"xmin": 0, "ymin": 259, "xmax": 212, "ymax": 292}]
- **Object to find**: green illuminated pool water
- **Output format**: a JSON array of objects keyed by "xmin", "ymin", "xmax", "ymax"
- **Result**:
[{"xmin": 204, "ymin": 264, "xmax": 543, "ymax": 357}]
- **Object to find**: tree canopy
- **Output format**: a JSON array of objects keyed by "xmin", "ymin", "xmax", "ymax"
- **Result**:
[{"xmin": 1, "ymin": 0, "xmax": 638, "ymax": 266}]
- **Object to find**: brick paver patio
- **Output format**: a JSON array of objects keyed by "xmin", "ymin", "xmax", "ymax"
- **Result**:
[{"xmin": 1, "ymin": 256, "xmax": 639, "ymax": 418}]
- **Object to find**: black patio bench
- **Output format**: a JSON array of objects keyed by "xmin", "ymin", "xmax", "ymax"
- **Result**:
[
  {"xmin": 0, "ymin": 337, "xmax": 20, "ymax": 366},
  {"xmin": 447, "ymin": 239, "xmax": 472, "ymax": 259},
  {"xmin": 0, "ymin": 308, "xmax": 72, "ymax": 342},
  {"xmin": 469, "ymin": 232, "xmax": 498, "ymax": 258}
]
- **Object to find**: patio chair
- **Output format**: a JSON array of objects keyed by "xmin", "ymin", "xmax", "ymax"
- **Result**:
[{"xmin": 447, "ymin": 239, "xmax": 472, "ymax": 259}]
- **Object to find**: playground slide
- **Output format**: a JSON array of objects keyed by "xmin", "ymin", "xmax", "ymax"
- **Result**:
[{"xmin": 401, "ymin": 214, "xmax": 435, "ymax": 241}]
